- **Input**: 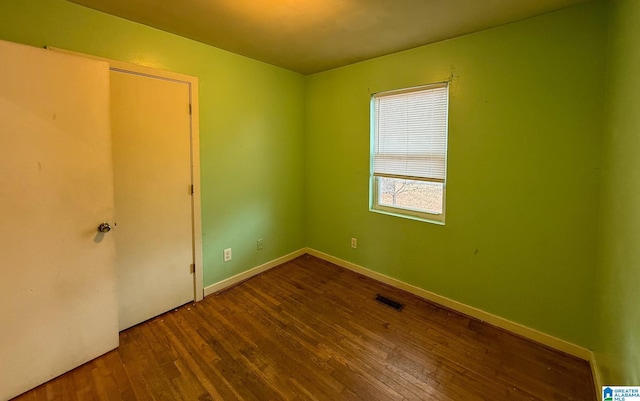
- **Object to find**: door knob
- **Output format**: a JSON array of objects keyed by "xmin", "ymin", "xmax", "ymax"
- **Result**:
[{"xmin": 97, "ymin": 222, "xmax": 112, "ymax": 233}]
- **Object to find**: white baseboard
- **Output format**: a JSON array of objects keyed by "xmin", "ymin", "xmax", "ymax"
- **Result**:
[
  {"xmin": 590, "ymin": 352, "xmax": 603, "ymax": 401},
  {"xmin": 305, "ymin": 247, "xmax": 592, "ymax": 361},
  {"xmin": 203, "ymin": 248, "xmax": 306, "ymax": 296}
]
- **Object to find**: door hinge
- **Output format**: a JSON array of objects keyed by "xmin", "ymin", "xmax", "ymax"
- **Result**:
[
  {"xmin": 190, "ymin": 184, "xmax": 194, "ymax": 195},
  {"xmin": 188, "ymin": 103, "xmax": 192, "ymax": 115},
  {"xmin": 190, "ymin": 263, "xmax": 195, "ymax": 274}
]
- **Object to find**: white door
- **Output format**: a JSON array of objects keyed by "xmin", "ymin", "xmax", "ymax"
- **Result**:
[
  {"xmin": 110, "ymin": 70, "xmax": 195, "ymax": 331},
  {"xmin": 0, "ymin": 40, "xmax": 118, "ymax": 401}
]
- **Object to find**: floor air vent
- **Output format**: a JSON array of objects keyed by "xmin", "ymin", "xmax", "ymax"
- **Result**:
[{"xmin": 375, "ymin": 294, "xmax": 404, "ymax": 311}]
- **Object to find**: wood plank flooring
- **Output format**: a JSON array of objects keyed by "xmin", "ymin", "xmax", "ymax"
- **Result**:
[{"xmin": 12, "ymin": 254, "xmax": 596, "ymax": 401}]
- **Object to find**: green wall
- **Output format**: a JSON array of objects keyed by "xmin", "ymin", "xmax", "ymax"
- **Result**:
[
  {"xmin": 0, "ymin": 0, "xmax": 306, "ymax": 287},
  {"xmin": 305, "ymin": 1, "xmax": 608, "ymax": 347},
  {"xmin": 595, "ymin": 0, "xmax": 640, "ymax": 385}
]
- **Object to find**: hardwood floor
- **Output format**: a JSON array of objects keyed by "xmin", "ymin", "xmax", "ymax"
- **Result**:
[{"xmin": 12, "ymin": 254, "xmax": 596, "ymax": 401}]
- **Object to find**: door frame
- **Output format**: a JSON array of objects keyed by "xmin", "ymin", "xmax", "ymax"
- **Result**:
[{"xmin": 49, "ymin": 47, "xmax": 204, "ymax": 302}]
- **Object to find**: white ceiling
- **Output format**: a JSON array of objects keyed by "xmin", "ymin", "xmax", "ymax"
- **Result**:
[{"xmin": 68, "ymin": 0, "xmax": 588, "ymax": 74}]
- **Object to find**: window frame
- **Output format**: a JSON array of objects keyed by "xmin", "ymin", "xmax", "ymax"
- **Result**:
[{"xmin": 369, "ymin": 83, "xmax": 449, "ymax": 224}]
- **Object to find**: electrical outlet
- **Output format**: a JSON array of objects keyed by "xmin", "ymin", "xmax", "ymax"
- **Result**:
[
  {"xmin": 257, "ymin": 239, "xmax": 264, "ymax": 250},
  {"xmin": 223, "ymin": 248, "xmax": 232, "ymax": 262},
  {"xmin": 351, "ymin": 238, "xmax": 357, "ymax": 248}
]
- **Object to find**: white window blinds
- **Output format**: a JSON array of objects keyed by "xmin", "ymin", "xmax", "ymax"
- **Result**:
[{"xmin": 373, "ymin": 83, "xmax": 449, "ymax": 183}]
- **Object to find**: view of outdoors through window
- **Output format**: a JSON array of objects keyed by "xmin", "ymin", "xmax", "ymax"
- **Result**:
[{"xmin": 378, "ymin": 177, "xmax": 443, "ymax": 215}]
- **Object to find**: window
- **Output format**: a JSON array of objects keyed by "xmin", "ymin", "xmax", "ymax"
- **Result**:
[{"xmin": 370, "ymin": 83, "xmax": 449, "ymax": 223}]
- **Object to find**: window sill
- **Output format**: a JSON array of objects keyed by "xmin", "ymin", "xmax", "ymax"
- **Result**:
[{"xmin": 369, "ymin": 207, "xmax": 445, "ymax": 225}]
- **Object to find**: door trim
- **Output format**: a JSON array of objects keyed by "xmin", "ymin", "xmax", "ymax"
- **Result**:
[{"xmin": 48, "ymin": 47, "xmax": 204, "ymax": 302}]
